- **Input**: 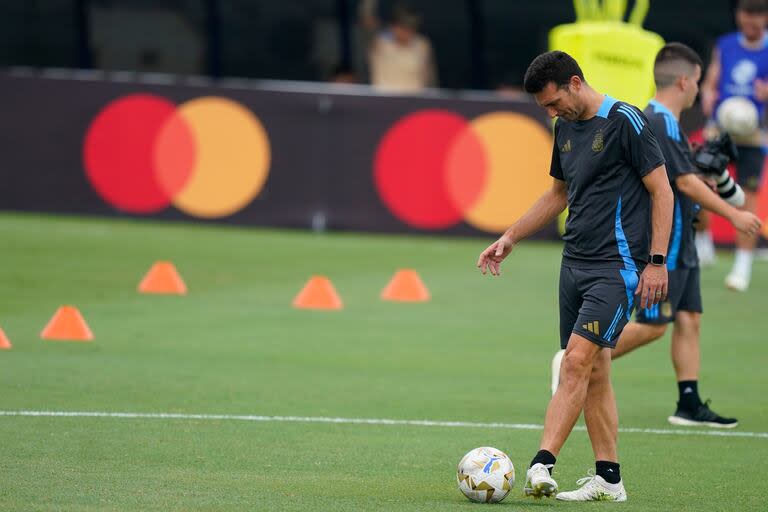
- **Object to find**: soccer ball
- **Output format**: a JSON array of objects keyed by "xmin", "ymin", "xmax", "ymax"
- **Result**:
[
  {"xmin": 456, "ymin": 446, "xmax": 515, "ymax": 503},
  {"xmin": 716, "ymin": 96, "xmax": 759, "ymax": 138}
]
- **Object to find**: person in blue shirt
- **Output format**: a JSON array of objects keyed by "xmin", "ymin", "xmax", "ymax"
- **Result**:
[
  {"xmin": 700, "ymin": 0, "xmax": 768, "ymax": 291},
  {"xmin": 612, "ymin": 43, "xmax": 762, "ymax": 428}
]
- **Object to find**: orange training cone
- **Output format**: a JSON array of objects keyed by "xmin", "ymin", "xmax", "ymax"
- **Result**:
[
  {"xmin": 138, "ymin": 261, "xmax": 187, "ymax": 295},
  {"xmin": 0, "ymin": 328, "xmax": 12, "ymax": 349},
  {"xmin": 40, "ymin": 306, "xmax": 94, "ymax": 341},
  {"xmin": 381, "ymin": 269, "xmax": 430, "ymax": 302},
  {"xmin": 292, "ymin": 276, "xmax": 343, "ymax": 310}
]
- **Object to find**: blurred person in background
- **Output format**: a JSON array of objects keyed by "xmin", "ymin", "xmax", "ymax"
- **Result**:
[
  {"xmin": 494, "ymin": 71, "xmax": 526, "ymax": 100},
  {"xmin": 359, "ymin": 0, "xmax": 438, "ymax": 92},
  {"xmin": 699, "ymin": 0, "xmax": 768, "ymax": 290}
]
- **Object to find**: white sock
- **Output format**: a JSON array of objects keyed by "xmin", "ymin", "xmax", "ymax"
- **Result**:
[
  {"xmin": 695, "ymin": 231, "xmax": 715, "ymax": 260},
  {"xmin": 732, "ymin": 249, "xmax": 754, "ymax": 278}
]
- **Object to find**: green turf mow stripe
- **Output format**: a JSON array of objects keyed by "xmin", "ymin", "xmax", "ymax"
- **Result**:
[{"xmin": 1, "ymin": 410, "xmax": 766, "ymax": 439}]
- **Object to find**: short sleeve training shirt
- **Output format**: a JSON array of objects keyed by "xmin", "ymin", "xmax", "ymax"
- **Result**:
[{"xmin": 550, "ymin": 95, "xmax": 665, "ymax": 270}]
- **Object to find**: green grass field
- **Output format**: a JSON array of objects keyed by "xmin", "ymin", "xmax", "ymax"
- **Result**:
[{"xmin": 1, "ymin": 212, "xmax": 766, "ymax": 511}]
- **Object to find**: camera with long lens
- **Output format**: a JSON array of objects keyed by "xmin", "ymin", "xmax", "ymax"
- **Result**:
[{"xmin": 691, "ymin": 133, "xmax": 745, "ymax": 207}]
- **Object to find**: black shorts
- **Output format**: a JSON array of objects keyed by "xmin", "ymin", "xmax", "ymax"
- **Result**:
[
  {"xmin": 635, "ymin": 267, "xmax": 703, "ymax": 324},
  {"xmin": 735, "ymin": 145, "xmax": 765, "ymax": 192},
  {"xmin": 559, "ymin": 264, "xmax": 640, "ymax": 349}
]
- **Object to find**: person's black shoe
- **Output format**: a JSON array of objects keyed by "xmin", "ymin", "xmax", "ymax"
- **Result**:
[{"xmin": 667, "ymin": 399, "xmax": 738, "ymax": 429}]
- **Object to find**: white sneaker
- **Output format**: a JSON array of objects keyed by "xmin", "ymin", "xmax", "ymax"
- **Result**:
[
  {"xmin": 556, "ymin": 472, "xmax": 627, "ymax": 502},
  {"xmin": 551, "ymin": 349, "xmax": 565, "ymax": 396},
  {"xmin": 725, "ymin": 271, "xmax": 749, "ymax": 292},
  {"xmin": 524, "ymin": 463, "xmax": 558, "ymax": 498}
]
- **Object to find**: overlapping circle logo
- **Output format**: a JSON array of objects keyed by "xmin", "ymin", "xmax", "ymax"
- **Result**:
[
  {"xmin": 374, "ymin": 109, "xmax": 553, "ymax": 233},
  {"xmin": 84, "ymin": 94, "xmax": 271, "ymax": 218}
]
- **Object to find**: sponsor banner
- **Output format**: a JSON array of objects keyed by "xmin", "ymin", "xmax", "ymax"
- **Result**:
[{"xmin": 0, "ymin": 73, "xmax": 557, "ymax": 237}]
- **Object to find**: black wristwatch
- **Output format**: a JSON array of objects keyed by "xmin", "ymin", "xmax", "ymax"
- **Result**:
[{"xmin": 648, "ymin": 254, "xmax": 666, "ymax": 266}]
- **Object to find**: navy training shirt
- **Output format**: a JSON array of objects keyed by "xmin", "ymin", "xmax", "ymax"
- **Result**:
[
  {"xmin": 550, "ymin": 95, "xmax": 666, "ymax": 271},
  {"xmin": 644, "ymin": 100, "xmax": 699, "ymax": 270}
]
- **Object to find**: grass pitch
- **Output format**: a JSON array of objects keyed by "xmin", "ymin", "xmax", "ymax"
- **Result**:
[{"xmin": 0, "ymin": 212, "xmax": 766, "ymax": 511}]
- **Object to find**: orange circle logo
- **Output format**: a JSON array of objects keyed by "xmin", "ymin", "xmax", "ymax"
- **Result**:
[
  {"xmin": 84, "ymin": 94, "xmax": 271, "ymax": 218},
  {"xmin": 374, "ymin": 109, "xmax": 553, "ymax": 232}
]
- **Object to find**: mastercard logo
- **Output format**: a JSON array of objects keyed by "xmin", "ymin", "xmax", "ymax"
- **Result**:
[
  {"xmin": 84, "ymin": 94, "xmax": 271, "ymax": 218},
  {"xmin": 374, "ymin": 109, "xmax": 553, "ymax": 233}
]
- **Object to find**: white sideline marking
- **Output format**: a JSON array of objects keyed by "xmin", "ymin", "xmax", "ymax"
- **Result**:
[{"xmin": 0, "ymin": 410, "xmax": 766, "ymax": 439}]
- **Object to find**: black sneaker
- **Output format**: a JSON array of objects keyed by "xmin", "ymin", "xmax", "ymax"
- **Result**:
[{"xmin": 667, "ymin": 400, "xmax": 738, "ymax": 429}]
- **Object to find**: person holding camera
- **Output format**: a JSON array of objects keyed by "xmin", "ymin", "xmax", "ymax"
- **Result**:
[
  {"xmin": 611, "ymin": 43, "xmax": 762, "ymax": 427},
  {"xmin": 699, "ymin": 0, "xmax": 768, "ymax": 291}
]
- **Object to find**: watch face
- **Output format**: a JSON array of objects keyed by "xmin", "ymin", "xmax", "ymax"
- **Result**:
[{"xmin": 651, "ymin": 254, "xmax": 665, "ymax": 265}]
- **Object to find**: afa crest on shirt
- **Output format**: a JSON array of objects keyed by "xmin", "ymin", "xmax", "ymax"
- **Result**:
[{"xmin": 592, "ymin": 130, "xmax": 604, "ymax": 152}]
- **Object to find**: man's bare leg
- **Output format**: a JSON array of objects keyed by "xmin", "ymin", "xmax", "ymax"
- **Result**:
[
  {"xmin": 556, "ymin": 345, "xmax": 627, "ymax": 501},
  {"xmin": 583, "ymin": 348, "xmax": 617, "ymax": 462},
  {"xmin": 671, "ymin": 311, "xmax": 701, "ymax": 381},
  {"xmin": 540, "ymin": 334, "xmax": 602, "ymax": 455},
  {"xmin": 526, "ymin": 335, "xmax": 602, "ymax": 498},
  {"xmin": 611, "ymin": 321, "xmax": 667, "ymax": 359}
]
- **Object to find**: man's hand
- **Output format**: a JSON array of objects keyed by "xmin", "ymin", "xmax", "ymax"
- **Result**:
[
  {"xmin": 730, "ymin": 209, "xmax": 763, "ymax": 236},
  {"xmin": 636, "ymin": 264, "xmax": 668, "ymax": 310},
  {"xmin": 477, "ymin": 235, "xmax": 516, "ymax": 276}
]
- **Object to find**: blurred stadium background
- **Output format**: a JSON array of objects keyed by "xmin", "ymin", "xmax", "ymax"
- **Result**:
[{"xmin": 0, "ymin": 1, "xmax": 766, "ymax": 511}]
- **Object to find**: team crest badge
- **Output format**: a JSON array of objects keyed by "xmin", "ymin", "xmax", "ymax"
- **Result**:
[
  {"xmin": 661, "ymin": 302, "xmax": 672, "ymax": 318},
  {"xmin": 592, "ymin": 130, "xmax": 604, "ymax": 152}
]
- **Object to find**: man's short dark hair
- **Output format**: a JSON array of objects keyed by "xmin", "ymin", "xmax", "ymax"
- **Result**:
[
  {"xmin": 391, "ymin": 4, "xmax": 421, "ymax": 29},
  {"xmin": 523, "ymin": 51, "xmax": 585, "ymax": 94},
  {"xmin": 738, "ymin": 0, "xmax": 768, "ymax": 14},
  {"xmin": 654, "ymin": 42, "xmax": 703, "ymax": 88}
]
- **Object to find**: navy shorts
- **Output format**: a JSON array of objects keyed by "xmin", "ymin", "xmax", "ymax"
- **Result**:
[
  {"xmin": 735, "ymin": 145, "xmax": 765, "ymax": 192},
  {"xmin": 636, "ymin": 267, "xmax": 702, "ymax": 324},
  {"xmin": 559, "ymin": 264, "xmax": 640, "ymax": 349}
]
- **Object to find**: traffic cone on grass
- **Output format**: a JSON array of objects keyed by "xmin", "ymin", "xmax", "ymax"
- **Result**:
[
  {"xmin": 0, "ymin": 328, "xmax": 12, "ymax": 349},
  {"xmin": 138, "ymin": 261, "xmax": 187, "ymax": 295},
  {"xmin": 40, "ymin": 306, "xmax": 94, "ymax": 341},
  {"xmin": 292, "ymin": 276, "xmax": 343, "ymax": 310},
  {"xmin": 381, "ymin": 269, "xmax": 430, "ymax": 302}
]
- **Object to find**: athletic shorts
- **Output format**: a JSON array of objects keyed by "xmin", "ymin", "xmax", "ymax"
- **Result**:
[
  {"xmin": 559, "ymin": 264, "xmax": 640, "ymax": 349},
  {"xmin": 635, "ymin": 267, "xmax": 702, "ymax": 324},
  {"xmin": 735, "ymin": 145, "xmax": 765, "ymax": 192}
]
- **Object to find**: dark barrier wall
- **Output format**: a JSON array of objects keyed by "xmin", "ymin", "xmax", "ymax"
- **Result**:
[{"xmin": 0, "ymin": 71, "xmax": 557, "ymax": 238}]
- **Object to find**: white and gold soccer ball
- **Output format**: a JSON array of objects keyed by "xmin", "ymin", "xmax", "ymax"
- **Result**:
[
  {"xmin": 456, "ymin": 446, "xmax": 515, "ymax": 503},
  {"xmin": 716, "ymin": 96, "xmax": 759, "ymax": 138}
]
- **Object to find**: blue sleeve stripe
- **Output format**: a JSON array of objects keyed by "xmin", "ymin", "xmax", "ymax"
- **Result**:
[
  {"xmin": 617, "ymin": 106, "xmax": 643, "ymax": 135},
  {"xmin": 664, "ymin": 115, "xmax": 680, "ymax": 141},
  {"xmin": 618, "ymin": 105, "xmax": 645, "ymax": 130},
  {"xmin": 615, "ymin": 197, "xmax": 638, "ymax": 272},
  {"xmin": 667, "ymin": 198, "xmax": 682, "ymax": 270},
  {"xmin": 621, "ymin": 105, "xmax": 644, "ymax": 127},
  {"xmin": 619, "ymin": 109, "xmax": 642, "ymax": 134}
]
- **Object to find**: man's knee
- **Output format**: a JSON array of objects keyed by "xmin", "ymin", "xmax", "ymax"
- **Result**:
[
  {"xmin": 561, "ymin": 336, "xmax": 600, "ymax": 384},
  {"xmin": 674, "ymin": 311, "xmax": 701, "ymax": 336}
]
